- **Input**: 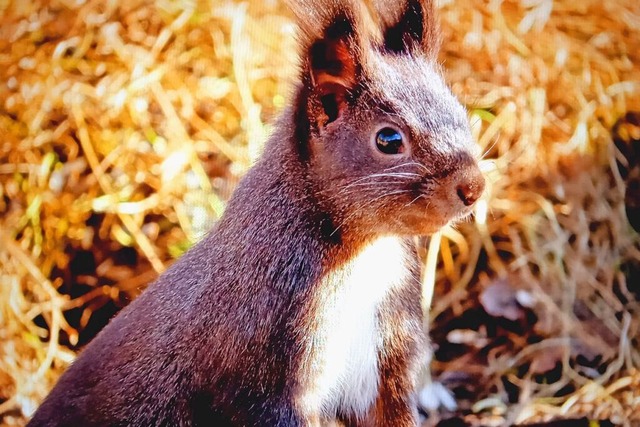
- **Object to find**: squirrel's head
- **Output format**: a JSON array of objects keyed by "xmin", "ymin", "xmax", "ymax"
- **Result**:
[{"xmin": 290, "ymin": 0, "xmax": 485, "ymax": 236}]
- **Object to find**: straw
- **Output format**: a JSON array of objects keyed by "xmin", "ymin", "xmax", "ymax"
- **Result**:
[{"xmin": 0, "ymin": 0, "xmax": 638, "ymax": 425}]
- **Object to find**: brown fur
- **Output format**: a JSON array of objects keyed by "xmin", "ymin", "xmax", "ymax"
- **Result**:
[{"xmin": 28, "ymin": 1, "xmax": 484, "ymax": 426}]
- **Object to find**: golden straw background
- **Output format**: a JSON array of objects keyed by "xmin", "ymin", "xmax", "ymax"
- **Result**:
[{"xmin": 1, "ymin": 0, "xmax": 639, "ymax": 425}]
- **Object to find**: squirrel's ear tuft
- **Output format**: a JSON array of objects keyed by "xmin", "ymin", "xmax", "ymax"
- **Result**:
[
  {"xmin": 289, "ymin": 0, "xmax": 364, "ymax": 128},
  {"xmin": 307, "ymin": 14, "xmax": 359, "ymax": 125},
  {"xmin": 381, "ymin": 0, "xmax": 440, "ymax": 58}
]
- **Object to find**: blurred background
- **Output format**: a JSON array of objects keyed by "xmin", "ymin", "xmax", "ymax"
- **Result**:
[{"xmin": 0, "ymin": 0, "xmax": 639, "ymax": 425}]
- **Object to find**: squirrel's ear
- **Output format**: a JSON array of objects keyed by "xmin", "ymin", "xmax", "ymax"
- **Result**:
[
  {"xmin": 382, "ymin": 0, "xmax": 440, "ymax": 58},
  {"xmin": 305, "ymin": 13, "xmax": 361, "ymax": 127}
]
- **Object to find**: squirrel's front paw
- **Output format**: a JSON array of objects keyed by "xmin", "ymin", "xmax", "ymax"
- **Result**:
[{"xmin": 418, "ymin": 381, "xmax": 457, "ymax": 412}]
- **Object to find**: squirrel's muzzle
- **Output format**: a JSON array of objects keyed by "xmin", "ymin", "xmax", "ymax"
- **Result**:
[{"xmin": 456, "ymin": 166, "xmax": 485, "ymax": 207}]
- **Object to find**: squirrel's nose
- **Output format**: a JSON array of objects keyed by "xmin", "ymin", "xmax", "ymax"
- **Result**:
[{"xmin": 456, "ymin": 167, "xmax": 485, "ymax": 206}]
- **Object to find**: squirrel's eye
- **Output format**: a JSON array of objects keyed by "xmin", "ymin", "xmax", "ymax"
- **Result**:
[{"xmin": 375, "ymin": 127, "xmax": 404, "ymax": 155}]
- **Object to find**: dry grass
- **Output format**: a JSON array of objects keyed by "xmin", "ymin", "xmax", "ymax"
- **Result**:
[{"xmin": 0, "ymin": 0, "xmax": 639, "ymax": 426}]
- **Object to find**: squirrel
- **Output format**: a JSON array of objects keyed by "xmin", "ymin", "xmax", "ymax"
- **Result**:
[{"xmin": 28, "ymin": 0, "xmax": 485, "ymax": 425}]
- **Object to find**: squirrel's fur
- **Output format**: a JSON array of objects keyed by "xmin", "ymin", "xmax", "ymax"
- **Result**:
[{"xmin": 28, "ymin": 0, "xmax": 485, "ymax": 425}]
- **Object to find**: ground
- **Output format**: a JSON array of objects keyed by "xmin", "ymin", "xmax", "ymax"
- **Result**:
[{"xmin": 0, "ymin": 0, "xmax": 639, "ymax": 426}]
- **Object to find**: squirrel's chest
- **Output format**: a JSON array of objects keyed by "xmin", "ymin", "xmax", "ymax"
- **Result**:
[{"xmin": 299, "ymin": 236, "xmax": 414, "ymax": 418}]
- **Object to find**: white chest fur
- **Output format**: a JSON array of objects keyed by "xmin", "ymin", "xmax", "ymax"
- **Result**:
[{"xmin": 299, "ymin": 236, "xmax": 412, "ymax": 419}]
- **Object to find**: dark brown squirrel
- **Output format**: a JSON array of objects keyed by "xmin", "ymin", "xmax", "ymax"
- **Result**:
[{"xmin": 28, "ymin": 0, "xmax": 485, "ymax": 425}]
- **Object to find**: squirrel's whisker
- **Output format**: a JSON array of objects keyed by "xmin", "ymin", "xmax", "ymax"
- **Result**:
[{"xmin": 330, "ymin": 189, "xmax": 410, "ymax": 236}]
